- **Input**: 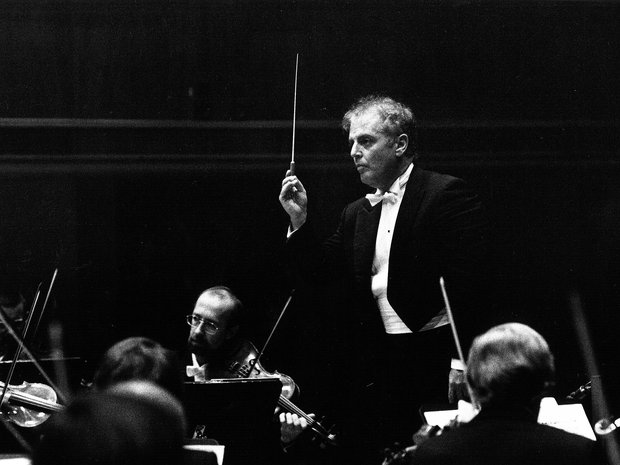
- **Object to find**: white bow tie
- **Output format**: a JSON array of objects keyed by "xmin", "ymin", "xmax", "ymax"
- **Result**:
[
  {"xmin": 186, "ymin": 364, "xmax": 207, "ymax": 382},
  {"xmin": 365, "ymin": 191, "xmax": 398, "ymax": 206}
]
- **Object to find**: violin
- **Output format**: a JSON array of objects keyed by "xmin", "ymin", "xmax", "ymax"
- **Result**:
[
  {"xmin": 211, "ymin": 338, "xmax": 337, "ymax": 447},
  {"xmin": 0, "ymin": 380, "xmax": 63, "ymax": 428},
  {"xmin": 381, "ymin": 422, "xmax": 457, "ymax": 465},
  {"xmin": 220, "ymin": 339, "xmax": 298, "ymax": 400},
  {"xmin": 381, "ymin": 398, "xmax": 479, "ymax": 465}
]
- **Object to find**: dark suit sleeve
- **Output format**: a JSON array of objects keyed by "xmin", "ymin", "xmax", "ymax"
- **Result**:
[
  {"xmin": 432, "ymin": 178, "xmax": 489, "ymax": 352},
  {"xmin": 284, "ymin": 209, "xmax": 348, "ymax": 286}
]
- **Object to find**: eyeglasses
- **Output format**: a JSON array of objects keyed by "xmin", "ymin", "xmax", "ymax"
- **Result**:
[{"xmin": 186, "ymin": 314, "xmax": 219, "ymax": 334}]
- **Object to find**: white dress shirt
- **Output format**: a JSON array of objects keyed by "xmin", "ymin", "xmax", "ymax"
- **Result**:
[{"xmin": 369, "ymin": 164, "xmax": 414, "ymax": 334}]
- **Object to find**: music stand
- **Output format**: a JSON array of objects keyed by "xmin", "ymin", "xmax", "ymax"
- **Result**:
[
  {"xmin": 0, "ymin": 357, "xmax": 84, "ymax": 394},
  {"xmin": 182, "ymin": 377, "xmax": 282, "ymax": 465}
]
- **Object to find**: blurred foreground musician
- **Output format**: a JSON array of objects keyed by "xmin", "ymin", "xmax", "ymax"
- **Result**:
[
  {"xmin": 410, "ymin": 323, "xmax": 606, "ymax": 465},
  {"xmin": 93, "ymin": 336, "xmax": 184, "ymax": 399},
  {"xmin": 33, "ymin": 382, "xmax": 186, "ymax": 465},
  {"xmin": 92, "ymin": 338, "xmax": 219, "ymax": 465},
  {"xmin": 279, "ymin": 95, "xmax": 488, "ymax": 458}
]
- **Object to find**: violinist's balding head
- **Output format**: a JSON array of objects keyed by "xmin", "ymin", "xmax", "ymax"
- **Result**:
[
  {"xmin": 187, "ymin": 286, "xmax": 244, "ymax": 363},
  {"xmin": 466, "ymin": 323, "xmax": 555, "ymax": 410}
]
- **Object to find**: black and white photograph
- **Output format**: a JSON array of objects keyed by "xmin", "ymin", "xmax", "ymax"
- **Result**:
[{"xmin": 1, "ymin": 1, "xmax": 619, "ymax": 464}]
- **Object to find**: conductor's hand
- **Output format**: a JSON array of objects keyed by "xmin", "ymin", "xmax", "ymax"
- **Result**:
[
  {"xmin": 279, "ymin": 170, "xmax": 308, "ymax": 230},
  {"xmin": 448, "ymin": 368, "xmax": 469, "ymax": 404},
  {"xmin": 279, "ymin": 412, "xmax": 313, "ymax": 445}
]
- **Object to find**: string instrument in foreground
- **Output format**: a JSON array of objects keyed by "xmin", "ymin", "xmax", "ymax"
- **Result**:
[
  {"xmin": 210, "ymin": 338, "xmax": 337, "ymax": 447},
  {"xmin": 0, "ymin": 380, "xmax": 63, "ymax": 428},
  {"xmin": 212, "ymin": 287, "xmax": 337, "ymax": 447}
]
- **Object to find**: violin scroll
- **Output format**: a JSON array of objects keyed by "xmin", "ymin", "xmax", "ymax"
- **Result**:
[{"xmin": 225, "ymin": 340, "xmax": 298, "ymax": 398}]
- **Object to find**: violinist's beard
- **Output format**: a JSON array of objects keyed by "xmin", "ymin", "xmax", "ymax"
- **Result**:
[{"xmin": 187, "ymin": 336, "xmax": 223, "ymax": 361}]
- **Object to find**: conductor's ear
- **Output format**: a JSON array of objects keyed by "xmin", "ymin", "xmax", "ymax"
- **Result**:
[{"xmin": 394, "ymin": 134, "xmax": 408, "ymax": 157}]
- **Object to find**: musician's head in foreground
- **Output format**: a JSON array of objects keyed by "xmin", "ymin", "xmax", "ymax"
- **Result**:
[
  {"xmin": 93, "ymin": 336, "xmax": 184, "ymax": 399},
  {"xmin": 33, "ymin": 382, "xmax": 185, "ymax": 465},
  {"xmin": 186, "ymin": 286, "xmax": 244, "ymax": 362},
  {"xmin": 342, "ymin": 95, "xmax": 418, "ymax": 191},
  {"xmin": 466, "ymin": 323, "xmax": 555, "ymax": 411}
]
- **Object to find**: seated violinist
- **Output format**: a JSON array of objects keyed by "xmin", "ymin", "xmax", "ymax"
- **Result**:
[
  {"xmin": 409, "ymin": 323, "xmax": 605, "ymax": 465},
  {"xmin": 184, "ymin": 286, "xmax": 311, "ymax": 446}
]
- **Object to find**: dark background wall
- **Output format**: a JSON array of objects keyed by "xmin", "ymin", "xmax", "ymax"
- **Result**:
[{"xmin": 1, "ymin": 0, "xmax": 619, "ymax": 417}]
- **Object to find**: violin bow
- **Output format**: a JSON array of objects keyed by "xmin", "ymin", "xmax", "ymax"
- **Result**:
[
  {"xmin": 31, "ymin": 267, "xmax": 58, "ymax": 344},
  {"xmin": 0, "ymin": 283, "xmax": 41, "ymax": 407},
  {"xmin": 439, "ymin": 277, "xmax": 466, "ymax": 367},
  {"xmin": 289, "ymin": 53, "xmax": 299, "ymax": 176},
  {"xmin": 0, "ymin": 287, "xmax": 39, "ymax": 453},
  {"xmin": 246, "ymin": 290, "xmax": 295, "ymax": 378},
  {"xmin": 12, "ymin": 268, "xmax": 57, "ymax": 366},
  {"xmin": 246, "ymin": 290, "xmax": 338, "ymax": 445},
  {"xmin": 568, "ymin": 291, "xmax": 620, "ymax": 464},
  {"xmin": 0, "ymin": 312, "xmax": 67, "ymax": 405},
  {"xmin": 0, "ymin": 274, "xmax": 60, "ymax": 454},
  {"xmin": 35, "ymin": 269, "xmax": 73, "ymax": 399},
  {"xmin": 0, "ymin": 274, "xmax": 68, "ymax": 405}
]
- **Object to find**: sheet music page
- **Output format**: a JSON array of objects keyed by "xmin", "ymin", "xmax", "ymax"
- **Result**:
[
  {"xmin": 184, "ymin": 445, "xmax": 225, "ymax": 465},
  {"xmin": 537, "ymin": 397, "xmax": 596, "ymax": 440}
]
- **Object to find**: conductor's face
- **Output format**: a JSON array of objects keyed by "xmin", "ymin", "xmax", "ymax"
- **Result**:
[
  {"xmin": 348, "ymin": 108, "xmax": 408, "ymax": 191},
  {"xmin": 187, "ymin": 292, "xmax": 237, "ymax": 358}
]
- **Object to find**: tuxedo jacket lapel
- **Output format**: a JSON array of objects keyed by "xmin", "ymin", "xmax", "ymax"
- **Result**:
[
  {"xmin": 391, "ymin": 166, "xmax": 426, "ymax": 256},
  {"xmin": 351, "ymin": 167, "xmax": 426, "ymax": 281},
  {"xmin": 352, "ymin": 200, "xmax": 381, "ymax": 281}
]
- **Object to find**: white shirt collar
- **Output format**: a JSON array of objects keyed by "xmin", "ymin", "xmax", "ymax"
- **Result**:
[
  {"xmin": 387, "ymin": 162, "xmax": 413, "ymax": 195},
  {"xmin": 366, "ymin": 163, "xmax": 414, "ymax": 206}
]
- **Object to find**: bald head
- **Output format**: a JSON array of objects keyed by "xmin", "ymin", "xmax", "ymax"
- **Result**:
[
  {"xmin": 187, "ymin": 286, "xmax": 244, "ymax": 361},
  {"xmin": 466, "ymin": 323, "xmax": 555, "ymax": 409}
]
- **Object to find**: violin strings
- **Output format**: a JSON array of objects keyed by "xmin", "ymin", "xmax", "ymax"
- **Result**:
[
  {"xmin": 278, "ymin": 394, "xmax": 335, "ymax": 442},
  {"xmin": 278, "ymin": 395, "xmax": 316, "ymax": 425},
  {"xmin": 278, "ymin": 394, "xmax": 333, "ymax": 441}
]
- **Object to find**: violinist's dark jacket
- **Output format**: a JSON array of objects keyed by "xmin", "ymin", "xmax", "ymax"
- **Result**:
[{"xmin": 410, "ymin": 406, "xmax": 606, "ymax": 465}]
